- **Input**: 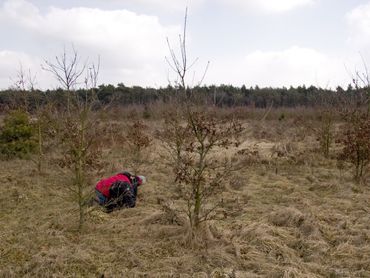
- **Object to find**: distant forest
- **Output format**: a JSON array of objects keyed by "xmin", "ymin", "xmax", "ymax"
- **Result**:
[{"xmin": 0, "ymin": 83, "xmax": 367, "ymax": 110}]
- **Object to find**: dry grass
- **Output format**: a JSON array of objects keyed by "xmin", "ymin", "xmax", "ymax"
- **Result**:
[{"xmin": 0, "ymin": 117, "xmax": 369, "ymax": 277}]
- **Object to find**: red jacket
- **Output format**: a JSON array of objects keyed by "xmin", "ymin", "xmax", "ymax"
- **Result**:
[{"xmin": 95, "ymin": 173, "xmax": 131, "ymax": 198}]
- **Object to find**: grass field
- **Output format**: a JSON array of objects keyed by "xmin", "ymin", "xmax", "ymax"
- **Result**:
[{"xmin": 0, "ymin": 116, "xmax": 369, "ymax": 277}]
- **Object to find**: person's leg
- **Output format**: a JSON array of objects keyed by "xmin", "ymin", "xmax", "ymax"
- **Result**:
[
  {"xmin": 95, "ymin": 190, "xmax": 107, "ymax": 205},
  {"xmin": 96, "ymin": 190, "xmax": 117, "ymax": 213}
]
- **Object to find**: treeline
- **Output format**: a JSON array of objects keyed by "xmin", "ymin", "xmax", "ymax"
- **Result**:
[{"xmin": 0, "ymin": 83, "xmax": 367, "ymax": 111}]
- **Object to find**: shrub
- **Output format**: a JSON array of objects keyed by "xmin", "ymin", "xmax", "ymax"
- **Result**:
[
  {"xmin": 0, "ymin": 110, "xmax": 36, "ymax": 159},
  {"xmin": 338, "ymin": 113, "xmax": 370, "ymax": 181},
  {"xmin": 161, "ymin": 108, "xmax": 242, "ymax": 234},
  {"xmin": 317, "ymin": 111, "xmax": 334, "ymax": 158},
  {"xmin": 125, "ymin": 120, "xmax": 152, "ymax": 174}
]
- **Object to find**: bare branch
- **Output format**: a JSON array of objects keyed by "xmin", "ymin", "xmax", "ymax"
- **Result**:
[
  {"xmin": 42, "ymin": 45, "xmax": 86, "ymax": 91},
  {"xmin": 11, "ymin": 63, "xmax": 26, "ymax": 91},
  {"xmin": 197, "ymin": 61, "xmax": 210, "ymax": 87}
]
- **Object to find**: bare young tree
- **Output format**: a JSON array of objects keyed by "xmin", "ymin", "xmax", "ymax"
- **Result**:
[
  {"xmin": 27, "ymin": 68, "xmax": 37, "ymax": 92},
  {"xmin": 338, "ymin": 55, "xmax": 370, "ymax": 183},
  {"xmin": 42, "ymin": 46, "xmax": 86, "ymax": 112},
  {"xmin": 84, "ymin": 56, "xmax": 100, "ymax": 90},
  {"xmin": 163, "ymin": 8, "xmax": 243, "ymax": 244},
  {"xmin": 173, "ymin": 111, "xmax": 241, "ymax": 228},
  {"xmin": 45, "ymin": 46, "xmax": 103, "ymax": 230},
  {"xmin": 81, "ymin": 56, "xmax": 101, "ymax": 112},
  {"xmin": 59, "ymin": 104, "xmax": 103, "ymax": 230},
  {"xmin": 10, "ymin": 63, "xmax": 38, "ymax": 109},
  {"xmin": 11, "ymin": 63, "xmax": 27, "ymax": 91}
]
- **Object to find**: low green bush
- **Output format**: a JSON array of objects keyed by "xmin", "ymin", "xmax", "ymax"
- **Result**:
[{"xmin": 0, "ymin": 110, "xmax": 36, "ymax": 159}]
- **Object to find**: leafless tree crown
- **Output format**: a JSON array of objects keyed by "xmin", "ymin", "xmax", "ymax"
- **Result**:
[
  {"xmin": 165, "ymin": 7, "xmax": 209, "ymax": 97},
  {"xmin": 42, "ymin": 46, "xmax": 86, "ymax": 91}
]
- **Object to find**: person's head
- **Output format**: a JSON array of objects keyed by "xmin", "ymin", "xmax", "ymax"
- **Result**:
[{"xmin": 137, "ymin": 175, "xmax": 146, "ymax": 185}]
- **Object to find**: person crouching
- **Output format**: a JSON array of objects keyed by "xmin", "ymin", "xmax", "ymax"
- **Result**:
[{"xmin": 95, "ymin": 171, "xmax": 146, "ymax": 213}]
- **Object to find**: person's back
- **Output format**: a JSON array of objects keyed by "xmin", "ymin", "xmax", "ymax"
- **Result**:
[
  {"xmin": 96, "ymin": 173, "xmax": 131, "ymax": 199},
  {"xmin": 95, "ymin": 172, "xmax": 146, "ymax": 212}
]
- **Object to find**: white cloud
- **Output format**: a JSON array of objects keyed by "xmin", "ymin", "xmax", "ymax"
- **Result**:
[
  {"xmin": 0, "ymin": 0, "xmax": 357, "ymax": 89},
  {"xmin": 208, "ymin": 46, "xmax": 348, "ymax": 88},
  {"xmin": 2, "ymin": 0, "xmax": 41, "ymax": 27},
  {"xmin": 219, "ymin": 0, "xmax": 314, "ymax": 13},
  {"xmin": 346, "ymin": 2, "xmax": 370, "ymax": 50},
  {"xmin": 0, "ymin": 0, "xmax": 180, "ymax": 88},
  {"xmin": 124, "ymin": 0, "xmax": 206, "ymax": 12}
]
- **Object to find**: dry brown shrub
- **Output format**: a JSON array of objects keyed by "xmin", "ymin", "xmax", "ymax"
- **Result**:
[
  {"xmin": 338, "ymin": 112, "xmax": 370, "ymax": 182},
  {"xmin": 124, "ymin": 119, "xmax": 152, "ymax": 174},
  {"xmin": 160, "ymin": 107, "xmax": 243, "ymax": 238}
]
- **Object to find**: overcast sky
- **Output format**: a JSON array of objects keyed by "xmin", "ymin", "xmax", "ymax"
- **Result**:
[{"xmin": 0, "ymin": 0, "xmax": 370, "ymax": 89}]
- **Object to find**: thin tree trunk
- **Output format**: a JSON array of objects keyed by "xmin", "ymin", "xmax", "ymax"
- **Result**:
[{"xmin": 37, "ymin": 123, "xmax": 43, "ymax": 173}]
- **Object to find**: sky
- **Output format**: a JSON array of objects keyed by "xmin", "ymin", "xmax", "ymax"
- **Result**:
[{"xmin": 0, "ymin": 0, "xmax": 370, "ymax": 90}]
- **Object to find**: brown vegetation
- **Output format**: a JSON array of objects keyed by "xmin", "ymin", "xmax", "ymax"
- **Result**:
[{"xmin": 1, "ymin": 107, "xmax": 369, "ymax": 277}]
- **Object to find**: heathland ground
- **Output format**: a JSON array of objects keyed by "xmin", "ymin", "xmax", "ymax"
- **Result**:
[{"xmin": 0, "ymin": 106, "xmax": 369, "ymax": 277}]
